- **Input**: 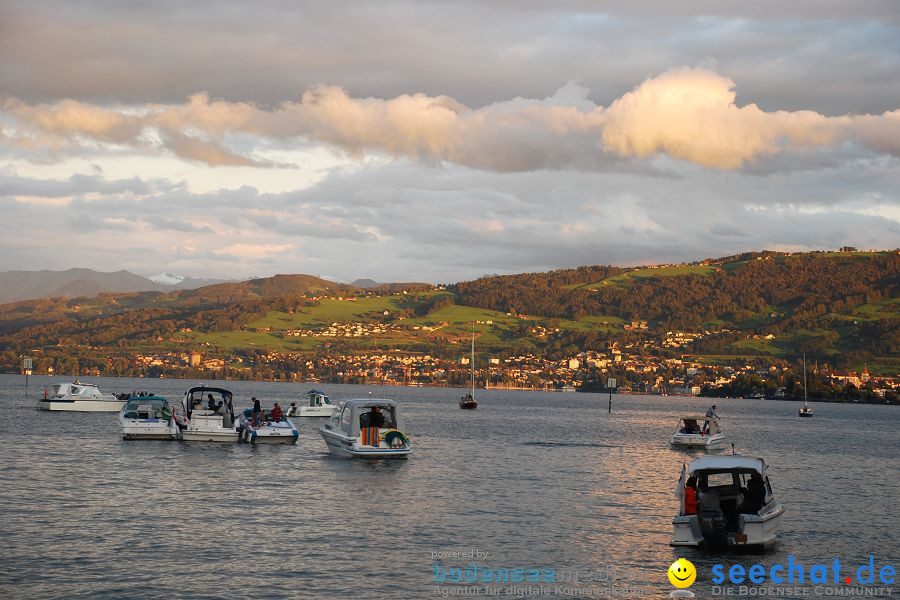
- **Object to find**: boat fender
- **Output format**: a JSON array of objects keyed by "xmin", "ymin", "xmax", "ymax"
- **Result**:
[{"xmin": 250, "ymin": 431, "xmax": 257, "ymax": 444}]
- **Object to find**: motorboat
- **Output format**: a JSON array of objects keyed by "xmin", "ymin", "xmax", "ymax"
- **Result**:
[
  {"xmin": 671, "ymin": 415, "xmax": 727, "ymax": 449},
  {"xmin": 38, "ymin": 380, "xmax": 125, "ymax": 412},
  {"xmin": 285, "ymin": 389, "xmax": 337, "ymax": 417},
  {"xmin": 237, "ymin": 408, "xmax": 299, "ymax": 444},
  {"xmin": 319, "ymin": 398, "xmax": 412, "ymax": 458},
  {"xmin": 180, "ymin": 386, "xmax": 239, "ymax": 442},
  {"xmin": 118, "ymin": 395, "xmax": 182, "ymax": 440},
  {"xmin": 672, "ymin": 455, "xmax": 785, "ymax": 551}
]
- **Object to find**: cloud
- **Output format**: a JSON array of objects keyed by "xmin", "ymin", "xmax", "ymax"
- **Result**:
[
  {"xmin": 601, "ymin": 68, "xmax": 842, "ymax": 169},
  {"xmin": 3, "ymin": 68, "xmax": 900, "ymax": 171},
  {"xmin": 0, "ymin": 158, "xmax": 897, "ymax": 282}
]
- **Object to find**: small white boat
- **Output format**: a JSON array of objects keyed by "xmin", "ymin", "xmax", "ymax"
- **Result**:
[
  {"xmin": 237, "ymin": 408, "xmax": 299, "ymax": 444},
  {"xmin": 285, "ymin": 389, "xmax": 337, "ymax": 417},
  {"xmin": 38, "ymin": 380, "xmax": 125, "ymax": 412},
  {"xmin": 671, "ymin": 415, "xmax": 727, "ymax": 449},
  {"xmin": 319, "ymin": 398, "xmax": 412, "ymax": 458},
  {"xmin": 180, "ymin": 386, "xmax": 239, "ymax": 442},
  {"xmin": 672, "ymin": 455, "xmax": 785, "ymax": 551},
  {"xmin": 119, "ymin": 395, "xmax": 181, "ymax": 440}
]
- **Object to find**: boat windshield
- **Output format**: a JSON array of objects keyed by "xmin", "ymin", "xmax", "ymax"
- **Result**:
[
  {"xmin": 359, "ymin": 405, "xmax": 397, "ymax": 429},
  {"xmin": 123, "ymin": 399, "xmax": 169, "ymax": 419},
  {"xmin": 678, "ymin": 419, "xmax": 702, "ymax": 434}
]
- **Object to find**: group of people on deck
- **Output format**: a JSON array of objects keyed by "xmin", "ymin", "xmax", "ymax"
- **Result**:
[
  {"xmin": 245, "ymin": 397, "xmax": 284, "ymax": 427},
  {"xmin": 682, "ymin": 471, "xmax": 767, "ymax": 517}
]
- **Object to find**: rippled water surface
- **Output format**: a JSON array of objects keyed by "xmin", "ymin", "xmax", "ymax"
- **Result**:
[{"xmin": 1, "ymin": 375, "xmax": 898, "ymax": 599}]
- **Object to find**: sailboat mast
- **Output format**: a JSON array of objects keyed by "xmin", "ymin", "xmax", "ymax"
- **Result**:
[
  {"xmin": 803, "ymin": 353, "xmax": 808, "ymax": 406},
  {"xmin": 471, "ymin": 320, "xmax": 475, "ymax": 399}
]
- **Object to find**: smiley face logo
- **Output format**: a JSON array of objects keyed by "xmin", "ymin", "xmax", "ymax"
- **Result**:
[{"xmin": 667, "ymin": 558, "xmax": 696, "ymax": 588}]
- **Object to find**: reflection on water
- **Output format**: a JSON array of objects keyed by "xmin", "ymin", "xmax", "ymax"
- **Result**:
[{"xmin": 1, "ymin": 375, "xmax": 898, "ymax": 598}]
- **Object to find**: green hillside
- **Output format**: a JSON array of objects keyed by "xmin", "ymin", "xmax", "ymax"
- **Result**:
[{"xmin": 0, "ymin": 250, "xmax": 897, "ymax": 375}]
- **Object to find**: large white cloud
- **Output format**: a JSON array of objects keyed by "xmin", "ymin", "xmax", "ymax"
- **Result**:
[{"xmin": 4, "ymin": 68, "xmax": 900, "ymax": 171}]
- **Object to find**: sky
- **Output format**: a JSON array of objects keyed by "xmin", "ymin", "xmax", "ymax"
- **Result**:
[{"xmin": 1, "ymin": 0, "xmax": 898, "ymax": 283}]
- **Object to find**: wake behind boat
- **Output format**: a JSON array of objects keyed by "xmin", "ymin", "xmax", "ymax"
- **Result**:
[
  {"xmin": 319, "ymin": 398, "xmax": 411, "ymax": 458},
  {"xmin": 38, "ymin": 380, "xmax": 125, "ymax": 412}
]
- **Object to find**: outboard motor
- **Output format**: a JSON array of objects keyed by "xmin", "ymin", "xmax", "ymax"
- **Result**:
[{"xmin": 699, "ymin": 508, "xmax": 728, "ymax": 551}]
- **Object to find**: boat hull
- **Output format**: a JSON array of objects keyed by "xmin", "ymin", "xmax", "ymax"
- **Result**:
[
  {"xmin": 459, "ymin": 401, "xmax": 478, "ymax": 410},
  {"xmin": 319, "ymin": 428, "xmax": 410, "ymax": 459},
  {"xmin": 120, "ymin": 420, "xmax": 179, "ymax": 440},
  {"xmin": 287, "ymin": 406, "xmax": 336, "ymax": 417},
  {"xmin": 672, "ymin": 505, "xmax": 784, "ymax": 550},
  {"xmin": 182, "ymin": 430, "xmax": 238, "ymax": 442},
  {"xmin": 671, "ymin": 433, "xmax": 727, "ymax": 449},
  {"xmin": 40, "ymin": 399, "xmax": 125, "ymax": 412},
  {"xmin": 238, "ymin": 419, "xmax": 299, "ymax": 444}
]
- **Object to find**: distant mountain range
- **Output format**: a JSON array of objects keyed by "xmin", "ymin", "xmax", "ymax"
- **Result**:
[
  {"xmin": 0, "ymin": 268, "xmax": 228, "ymax": 304},
  {"xmin": 0, "ymin": 268, "xmax": 436, "ymax": 305}
]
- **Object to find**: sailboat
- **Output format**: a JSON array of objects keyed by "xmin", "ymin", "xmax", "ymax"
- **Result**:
[
  {"xmin": 798, "ymin": 353, "xmax": 814, "ymax": 417},
  {"xmin": 459, "ymin": 321, "xmax": 478, "ymax": 409}
]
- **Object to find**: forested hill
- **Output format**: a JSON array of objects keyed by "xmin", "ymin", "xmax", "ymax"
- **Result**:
[
  {"xmin": 452, "ymin": 251, "xmax": 898, "ymax": 356},
  {"xmin": 0, "ymin": 251, "xmax": 896, "ymax": 374}
]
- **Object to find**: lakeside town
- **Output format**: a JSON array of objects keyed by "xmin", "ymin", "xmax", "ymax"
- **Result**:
[{"xmin": 10, "ymin": 326, "xmax": 897, "ymax": 403}]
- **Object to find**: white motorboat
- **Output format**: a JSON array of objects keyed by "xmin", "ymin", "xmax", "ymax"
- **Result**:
[
  {"xmin": 237, "ymin": 408, "xmax": 299, "ymax": 444},
  {"xmin": 119, "ymin": 395, "xmax": 182, "ymax": 440},
  {"xmin": 285, "ymin": 389, "xmax": 337, "ymax": 417},
  {"xmin": 180, "ymin": 386, "xmax": 239, "ymax": 442},
  {"xmin": 672, "ymin": 455, "xmax": 785, "ymax": 551},
  {"xmin": 671, "ymin": 415, "xmax": 727, "ymax": 449},
  {"xmin": 38, "ymin": 380, "xmax": 125, "ymax": 412},
  {"xmin": 319, "ymin": 398, "xmax": 412, "ymax": 459}
]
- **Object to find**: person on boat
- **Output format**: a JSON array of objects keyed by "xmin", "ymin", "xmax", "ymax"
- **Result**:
[
  {"xmin": 705, "ymin": 405, "xmax": 719, "ymax": 419},
  {"xmin": 684, "ymin": 476, "xmax": 699, "ymax": 515},
  {"xmin": 361, "ymin": 406, "xmax": 385, "ymax": 428},
  {"xmin": 698, "ymin": 479, "xmax": 721, "ymax": 511},
  {"xmin": 207, "ymin": 393, "xmax": 222, "ymax": 413},
  {"xmin": 287, "ymin": 401, "xmax": 298, "ymax": 416},
  {"xmin": 271, "ymin": 402, "xmax": 283, "ymax": 423},
  {"xmin": 742, "ymin": 473, "xmax": 766, "ymax": 514}
]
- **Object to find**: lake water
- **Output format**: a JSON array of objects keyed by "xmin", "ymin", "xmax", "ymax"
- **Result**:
[{"xmin": 1, "ymin": 375, "xmax": 897, "ymax": 599}]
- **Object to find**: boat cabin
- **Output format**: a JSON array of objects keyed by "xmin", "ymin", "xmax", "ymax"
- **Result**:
[
  {"xmin": 676, "ymin": 415, "xmax": 721, "ymax": 436},
  {"xmin": 183, "ymin": 386, "xmax": 235, "ymax": 427},
  {"xmin": 680, "ymin": 456, "xmax": 774, "ymax": 523},
  {"xmin": 335, "ymin": 399, "xmax": 404, "ymax": 437},
  {"xmin": 122, "ymin": 396, "xmax": 171, "ymax": 420},
  {"xmin": 51, "ymin": 382, "xmax": 103, "ymax": 399},
  {"xmin": 306, "ymin": 389, "xmax": 333, "ymax": 408}
]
